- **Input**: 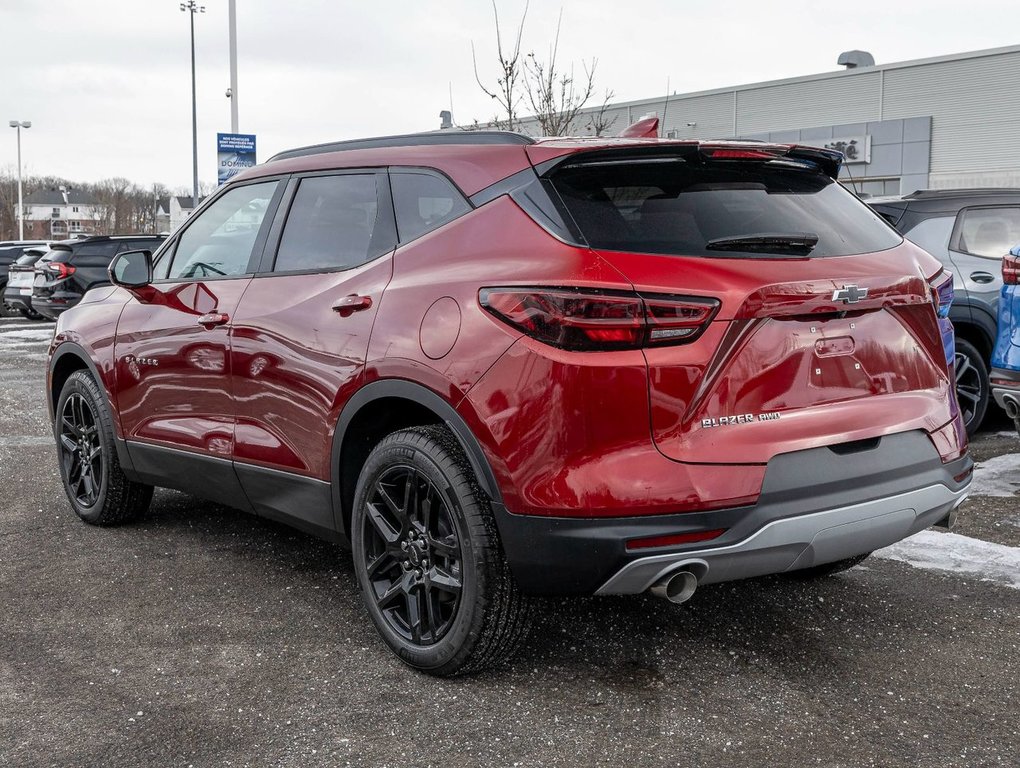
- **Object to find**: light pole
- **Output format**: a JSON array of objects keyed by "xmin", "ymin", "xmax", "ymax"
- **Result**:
[
  {"xmin": 8, "ymin": 120, "xmax": 31, "ymax": 241},
  {"xmin": 228, "ymin": 0, "xmax": 239, "ymax": 133},
  {"xmin": 181, "ymin": 1, "xmax": 204, "ymax": 209}
]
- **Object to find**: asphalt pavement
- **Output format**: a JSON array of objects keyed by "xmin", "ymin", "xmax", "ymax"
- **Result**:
[{"xmin": 1, "ymin": 314, "xmax": 1019, "ymax": 768}]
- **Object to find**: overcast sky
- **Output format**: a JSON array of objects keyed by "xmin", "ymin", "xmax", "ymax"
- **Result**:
[{"xmin": 2, "ymin": 0, "xmax": 1017, "ymax": 190}]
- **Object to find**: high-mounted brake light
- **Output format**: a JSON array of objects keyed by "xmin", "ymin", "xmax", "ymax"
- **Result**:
[
  {"xmin": 1003, "ymin": 248, "xmax": 1020, "ymax": 286},
  {"xmin": 479, "ymin": 288, "xmax": 719, "ymax": 351},
  {"xmin": 929, "ymin": 270, "xmax": 953, "ymax": 319},
  {"xmin": 46, "ymin": 262, "xmax": 76, "ymax": 279},
  {"xmin": 701, "ymin": 148, "xmax": 778, "ymax": 161}
]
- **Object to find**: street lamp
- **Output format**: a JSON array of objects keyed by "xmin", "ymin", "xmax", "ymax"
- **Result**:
[
  {"xmin": 181, "ymin": 1, "xmax": 205, "ymax": 210},
  {"xmin": 8, "ymin": 120, "xmax": 31, "ymax": 241}
]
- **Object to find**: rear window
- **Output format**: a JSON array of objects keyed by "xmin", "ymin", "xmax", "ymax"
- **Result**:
[
  {"xmin": 15, "ymin": 250, "xmax": 54, "ymax": 266},
  {"xmin": 549, "ymin": 159, "xmax": 902, "ymax": 258}
]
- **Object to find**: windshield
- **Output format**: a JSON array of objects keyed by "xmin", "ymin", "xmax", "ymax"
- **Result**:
[{"xmin": 550, "ymin": 159, "xmax": 902, "ymax": 258}]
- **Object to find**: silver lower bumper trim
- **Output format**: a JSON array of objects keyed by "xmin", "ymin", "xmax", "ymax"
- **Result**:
[{"xmin": 596, "ymin": 482, "xmax": 971, "ymax": 595}]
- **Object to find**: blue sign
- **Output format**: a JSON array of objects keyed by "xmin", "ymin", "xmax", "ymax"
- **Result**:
[{"xmin": 217, "ymin": 132, "xmax": 257, "ymax": 185}]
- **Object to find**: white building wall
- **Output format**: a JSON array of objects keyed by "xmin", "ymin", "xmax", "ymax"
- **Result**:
[{"xmin": 735, "ymin": 71, "xmax": 881, "ymax": 135}]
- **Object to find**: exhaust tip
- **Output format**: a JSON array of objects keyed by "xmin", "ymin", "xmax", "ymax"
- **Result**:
[
  {"xmin": 649, "ymin": 569, "xmax": 698, "ymax": 604},
  {"xmin": 1002, "ymin": 394, "xmax": 1020, "ymax": 420}
]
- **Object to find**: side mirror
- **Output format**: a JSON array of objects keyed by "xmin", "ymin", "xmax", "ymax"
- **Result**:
[{"xmin": 109, "ymin": 249, "xmax": 153, "ymax": 289}]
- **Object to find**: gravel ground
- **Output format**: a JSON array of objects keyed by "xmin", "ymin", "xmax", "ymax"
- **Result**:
[{"xmin": 1, "ymin": 315, "xmax": 1018, "ymax": 768}]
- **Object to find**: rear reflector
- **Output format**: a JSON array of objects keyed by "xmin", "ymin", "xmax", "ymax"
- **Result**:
[
  {"xmin": 626, "ymin": 528, "xmax": 727, "ymax": 551},
  {"xmin": 479, "ymin": 288, "xmax": 719, "ymax": 351}
]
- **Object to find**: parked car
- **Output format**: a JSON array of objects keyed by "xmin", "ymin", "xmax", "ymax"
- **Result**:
[
  {"xmin": 31, "ymin": 235, "xmax": 166, "ymax": 320},
  {"xmin": 0, "ymin": 241, "xmax": 49, "ymax": 316},
  {"xmin": 867, "ymin": 189, "xmax": 1020, "ymax": 435},
  {"xmin": 48, "ymin": 131, "xmax": 971, "ymax": 675},
  {"xmin": 991, "ymin": 245, "xmax": 1020, "ymax": 435},
  {"xmin": 4, "ymin": 246, "xmax": 56, "ymax": 319}
]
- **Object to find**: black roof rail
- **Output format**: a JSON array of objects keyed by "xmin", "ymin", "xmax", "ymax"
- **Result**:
[
  {"xmin": 268, "ymin": 130, "xmax": 535, "ymax": 162},
  {"xmin": 905, "ymin": 188, "xmax": 1020, "ymax": 199}
]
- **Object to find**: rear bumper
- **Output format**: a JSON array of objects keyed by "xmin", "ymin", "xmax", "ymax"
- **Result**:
[
  {"xmin": 2, "ymin": 287, "xmax": 33, "ymax": 311},
  {"xmin": 990, "ymin": 367, "xmax": 1020, "ymax": 415},
  {"xmin": 494, "ymin": 430, "xmax": 971, "ymax": 595},
  {"xmin": 597, "ymin": 482, "xmax": 968, "ymax": 594},
  {"xmin": 31, "ymin": 296, "xmax": 75, "ymax": 319}
]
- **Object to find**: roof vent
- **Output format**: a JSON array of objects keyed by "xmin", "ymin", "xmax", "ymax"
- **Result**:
[{"xmin": 837, "ymin": 50, "xmax": 875, "ymax": 69}]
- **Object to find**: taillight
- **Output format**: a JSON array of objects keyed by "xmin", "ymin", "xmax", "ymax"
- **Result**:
[
  {"xmin": 929, "ymin": 270, "xmax": 953, "ymax": 319},
  {"xmin": 479, "ymin": 288, "xmax": 719, "ymax": 351},
  {"xmin": 1003, "ymin": 248, "xmax": 1020, "ymax": 285},
  {"xmin": 46, "ymin": 263, "xmax": 76, "ymax": 279}
]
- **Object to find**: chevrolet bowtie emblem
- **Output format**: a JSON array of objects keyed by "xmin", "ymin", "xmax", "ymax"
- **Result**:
[{"xmin": 832, "ymin": 285, "xmax": 868, "ymax": 304}]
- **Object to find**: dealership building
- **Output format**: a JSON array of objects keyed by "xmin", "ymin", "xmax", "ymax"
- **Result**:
[{"xmin": 523, "ymin": 44, "xmax": 1020, "ymax": 197}]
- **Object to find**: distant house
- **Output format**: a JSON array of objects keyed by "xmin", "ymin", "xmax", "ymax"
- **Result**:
[
  {"xmin": 169, "ymin": 196, "xmax": 203, "ymax": 233},
  {"xmin": 155, "ymin": 197, "xmax": 172, "ymax": 233},
  {"xmin": 23, "ymin": 188, "xmax": 107, "ymax": 240}
]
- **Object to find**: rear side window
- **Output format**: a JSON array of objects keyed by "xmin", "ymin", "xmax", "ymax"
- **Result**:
[
  {"xmin": 953, "ymin": 207, "xmax": 1020, "ymax": 258},
  {"xmin": 549, "ymin": 159, "xmax": 902, "ymax": 258},
  {"xmin": 71, "ymin": 242, "xmax": 123, "ymax": 267},
  {"xmin": 391, "ymin": 172, "xmax": 471, "ymax": 243},
  {"xmin": 274, "ymin": 174, "xmax": 391, "ymax": 272}
]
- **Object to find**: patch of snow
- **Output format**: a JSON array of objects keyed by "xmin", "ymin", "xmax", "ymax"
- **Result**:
[
  {"xmin": 969, "ymin": 453, "xmax": 1020, "ymax": 497},
  {"xmin": 875, "ymin": 530, "xmax": 1020, "ymax": 590}
]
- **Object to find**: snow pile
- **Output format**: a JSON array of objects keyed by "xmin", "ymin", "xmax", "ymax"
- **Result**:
[
  {"xmin": 875, "ymin": 530, "xmax": 1020, "ymax": 590},
  {"xmin": 969, "ymin": 453, "xmax": 1020, "ymax": 498}
]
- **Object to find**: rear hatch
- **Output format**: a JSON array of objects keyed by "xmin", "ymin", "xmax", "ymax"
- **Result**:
[
  {"xmin": 32, "ymin": 245, "xmax": 75, "ymax": 300},
  {"xmin": 6, "ymin": 251, "xmax": 52, "ymax": 294},
  {"xmin": 542, "ymin": 143, "xmax": 955, "ymax": 464}
]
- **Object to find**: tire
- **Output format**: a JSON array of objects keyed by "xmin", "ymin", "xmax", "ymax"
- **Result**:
[
  {"xmin": 351, "ymin": 425, "xmax": 532, "ymax": 676},
  {"xmin": 954, "ymin": 338, "xmax": 989, "ymax": 437},
  {"xmin": 784, "ymin": 553, "xmax": 871, "ymax": 580},
  {"xmin": 55, "ymin": 370, "xmax": 153, "ymax": 525}
]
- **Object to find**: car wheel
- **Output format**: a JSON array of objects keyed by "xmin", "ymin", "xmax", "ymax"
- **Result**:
[
  {"xmin": 55, "ymin": 370, "xmax": 153, "ymax": 525},
  {"xmin": 784, "ymin": 553, "xmax": 871, "ymax": 579},
  {"xmin": 351, "ymin": 425, "xmax": 533, "ymax": 676},
  {"xmin": 954, "ymin": 338, "xmax": 989, "ymax": 437}
]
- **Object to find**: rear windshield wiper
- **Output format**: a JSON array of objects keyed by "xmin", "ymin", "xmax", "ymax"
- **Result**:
[{"xmin": 705, "ymin": 232, "xmax": 818, "ymax": 254}]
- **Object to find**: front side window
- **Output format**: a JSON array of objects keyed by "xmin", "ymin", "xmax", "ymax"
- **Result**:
[
  {"xmin": 904, "ymin": 215, "xmax": 954, "ymax": 257},
  {"xmin": 391, "ymin": 172, "xmax": 470, "ymax": 243},
  {"xmin": 274, "ymin": 174, "xmax": 388, "ymax": 272},
  {"xmin": 163, "ymin": 181, "xmax": 277, "ymax": 280},
  {"xmin": 953, "ymin": 207, "xmax": 1020, "ymax": 259}
]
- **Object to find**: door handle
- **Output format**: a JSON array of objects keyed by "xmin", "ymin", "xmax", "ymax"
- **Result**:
[
  {"xmin": 969, "ymin": 271, "xmax": 996, "ymax": 284},
  {"xmin": 332, "ymin": 294, "xmax": 373, "ymax": 317},
  {"xmin": 197, "ymin": 312, "xmax": 229, "ymax": 328}
]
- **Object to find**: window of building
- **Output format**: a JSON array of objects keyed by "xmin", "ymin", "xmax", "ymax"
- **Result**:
[
  {"xmin": 274, "ymin": 174, "xmax": 392, "ymax": 272},
  {"xmin": 391, "ymin": 172, "xmax": 471, "ymax": 243}
]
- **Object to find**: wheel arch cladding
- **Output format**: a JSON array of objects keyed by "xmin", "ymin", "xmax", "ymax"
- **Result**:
[
  {"xmin": 49, "ymin": 344, "xmax": 100, "ymax": 418},
  {"xmin": 332, "ymin": 380, "xmax": 503, "ymax": 538}
]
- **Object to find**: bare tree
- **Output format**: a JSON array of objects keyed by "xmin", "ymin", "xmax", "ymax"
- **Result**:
[
  {"xmin": 472, "ymin": 1, "xmax": 529, "ymax": 131},
  {"xmin": 585, "ymin": 90, "xmax": 618, "ymax": 137},
  {"xmin": 523, "ymin": 11, "xmax": 597, "ymax": 136}
]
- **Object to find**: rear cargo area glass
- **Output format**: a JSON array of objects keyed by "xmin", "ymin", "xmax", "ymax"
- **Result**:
[{"xmin": 550, "ymin": 160, "xmax": 901, "ymax": 258}]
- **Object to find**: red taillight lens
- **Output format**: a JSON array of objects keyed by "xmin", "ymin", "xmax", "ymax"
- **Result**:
[
  {"xmin": 1003, "ymin": 252, "xmax": 1020, "ymax": 285},
  {"xmin": 46, "ymin": 263, "xmax": 76, "ymax": 279},
  {"xmin": 479, "ymin": 288, "xmax": 719, "ymax": 351},
  {"xmin": 929, "ymin": 270, "xmax": 953, "ymax": 319}
]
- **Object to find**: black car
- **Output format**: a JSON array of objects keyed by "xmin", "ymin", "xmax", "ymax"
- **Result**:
[
  {"xmin": 31, "ymin": 235, "xmax": 166, "ymax": 320},
  {"xmin": 868, "ymin": 189, "xmax": 1020, "ymax": 435},
  {"xmin": 0, "ymin": 241, "xmax": 49, "ymax": 317}
]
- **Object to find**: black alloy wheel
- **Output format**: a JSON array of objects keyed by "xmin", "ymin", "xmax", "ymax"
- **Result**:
[
  {"xmin": 55, "ymin": 370, "xmax": 153, "ymax": 525},
  {"xmin": 351, "ymin": 425, "xmax": 532, "ymax": 676},
  {"xmin": 954, "ymin": 338, "xmax": 989, "ymax": 437},
  {"xmin": 58, "ymin": 393, "xmax": 103, "ymax": 508},
  {"xmin": 362, "ymin": 464, "xmax": 464, "ymax": 645}
]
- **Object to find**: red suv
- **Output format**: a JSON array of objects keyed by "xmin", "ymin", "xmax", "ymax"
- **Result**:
[{"xmin": 47, "ymin": 131, "xmax": 971, "ymax": 675}]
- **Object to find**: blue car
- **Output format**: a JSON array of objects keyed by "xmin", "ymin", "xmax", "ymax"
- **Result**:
[{"xmin": 991, "ymin": 244, "xmax": 1020, "ymax": 434}]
